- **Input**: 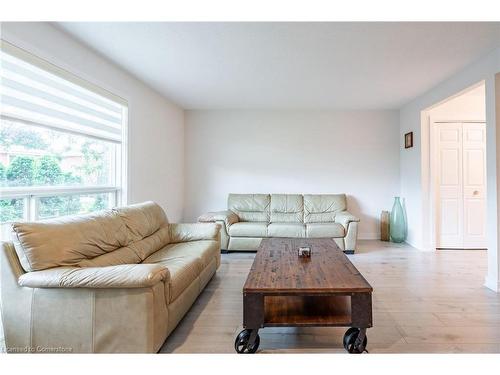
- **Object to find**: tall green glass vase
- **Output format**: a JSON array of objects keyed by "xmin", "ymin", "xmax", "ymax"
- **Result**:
[{"xmin": 390, "ymin": 197, "xmax": 406, "ymax": 243}]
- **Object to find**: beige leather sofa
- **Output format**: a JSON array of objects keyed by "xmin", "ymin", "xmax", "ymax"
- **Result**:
[
  {"xmin": 199, "ymin": 194, "xmax": 359, "ymax": 253},
  {"xmin": 0, "ymin": 201, "xmax": 220, "ymax": 353}
]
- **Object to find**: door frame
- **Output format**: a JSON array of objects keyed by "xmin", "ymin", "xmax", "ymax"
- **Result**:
[{"xmin": 429, "ymin": 118, "xmax": 486, "ymax": 250}]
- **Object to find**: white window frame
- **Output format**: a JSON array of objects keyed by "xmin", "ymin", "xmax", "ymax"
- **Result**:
[{"xmin": 0, "ymin": 40, "xmax": 128, "ymax": 224}]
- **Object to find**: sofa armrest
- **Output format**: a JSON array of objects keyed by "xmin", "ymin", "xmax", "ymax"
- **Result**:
[
  {"xmin": 335, "ymin": 211, "xmax": 360, "ymax": 230},
  {"xmin": 17, "ymin": 264, "xmax": 170, "ymax": 289},
  {"xmin": 169, "ymin": 223, "xmax": 220, "ymax": 243},
  {"xmin": 198, "ymin": 211, "xmax": 234, "ymax": 250},
  {"xmin": 198, "ymin": 210, "xmax": 239, "ymax": 228}
]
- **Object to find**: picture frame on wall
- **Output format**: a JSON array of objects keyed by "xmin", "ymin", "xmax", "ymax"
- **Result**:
[{"xmin": 405, "ymin": 132, "xmax": 413, "ymax": 148}]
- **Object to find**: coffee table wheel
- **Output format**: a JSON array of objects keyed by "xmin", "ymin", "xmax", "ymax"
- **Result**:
[
  {"xmin": 343, "ymin": 328, "xmax": 367, "ymax": 354},
  {"xmin": 234, "ymin": 329, "xmax": 260, "ymax": 354}
]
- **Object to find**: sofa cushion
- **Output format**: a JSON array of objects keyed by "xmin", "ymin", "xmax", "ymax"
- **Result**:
[
  {"xmin": 113, "ymin": 201, "xmax": 169, "ymax": 242},
  {"xmin": 79, "ymin": 226, "xmax": 170, "ymax": 267},
  {"xmin": 267, "ymin": 223, "xmax": 306, "ymax": 238},
  {"xmin": 306, "ymin": 223, "xmax": 345, "ymax": 238},
  {"xmin": 143, "ymin": 246, "xmax": 203, "ymax": 303},
  {"xmin": 78, "ymin": 245, "xmax": 142, "ymax": 267},
  {"xmin": 228, "ymin": 194, "xmax": 270, "ymax": 222},
  {"xmin": 228, "ymin": 237, "xmax": 263, "ymax": 251},
  {"xmin": 144, "ymin": 240, "xmax": 219, "ymax": 269},
  {"xmin": 303, "ymin": 194, "xmax": 347, "ymax": 223},
  {"xmin": 18, "ymin": 264, "xmax": 170, "ymax": 289},
  {"xmin": 169, "ymin": 223, "xmax": 220, "ymax": 243},
  {"xmin": 164, "ymin": 257, "xmax": 201, "ymax": 303},
  {"xmin": 270, "ymin": 194, "xmax": 304, "ymax": 223},
  {"xmin": 228, "ymin": 222, "xmax": 268, "ymax": 237},
  {"xmin": 12, "ymin": 211, "xmax": 129, "ymax": 272},
  {"xmin": 70, "ymin": 202, "xmax": 171, "ymax": 267},
  {"xmin": 11, "ymin": 202, "xmax": 172, "ymax": 272}
]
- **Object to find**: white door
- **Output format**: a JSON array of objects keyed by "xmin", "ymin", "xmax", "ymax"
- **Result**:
[
  {"xmin": 462, "ymin": 123, "xmax": 487, "ymax": 248},
  {"xmin": 435, "ymin": 122, "xmax": 487, "ymax": 249}
]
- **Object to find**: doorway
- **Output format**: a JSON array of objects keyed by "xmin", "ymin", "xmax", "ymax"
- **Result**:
[
  {"xmin": 426, "ymin": 83, "xmax": 487, "ymax": 250},
  {"xmin": 433, "ymin": 121, "xmax": 487, "ymax": 249}
]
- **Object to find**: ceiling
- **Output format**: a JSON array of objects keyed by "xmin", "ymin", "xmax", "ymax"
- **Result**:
[{"xmin": 55, "ymin": 22, "xmax": 500, "ymax": 110}]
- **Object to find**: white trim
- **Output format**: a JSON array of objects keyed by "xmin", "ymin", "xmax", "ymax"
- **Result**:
[
  {"xmin": 484, "ymin": 275, "xmax": 500, "ymax": 292},
  {"xmin": 0, "ymin": 114, "xmax": 122, "ymax": 144},
  {"xmin": 0, "ymin": 187, "xmax": 120, "ymax": 224},
  {"xmin": 358, "ymin": 233, "xmax": 380, "ymax": 240},
  {"xmin": 119, "ymin": 105, "xmax": 129, "ymax": 206},
  {"xmin": 428, "ymin": 118, "xmax": 486, "ymax": 251},
  {"xmin": 421, "ymin": 81, "xmax": 487, "ymax": 251},
  {"xmin": 0, "ymin": 40, "xmax": 129, "ymax": 215},
  {"xmin": 0, "ymin": 185, "xmax": 118, "ymax": 198},
  {"xmin": 0, "ymin": 39, "xmax": 127, "ymax": 107},
  {"xmin": 27, "ymin": 196, "xmax": 35, "ymax": 222}
]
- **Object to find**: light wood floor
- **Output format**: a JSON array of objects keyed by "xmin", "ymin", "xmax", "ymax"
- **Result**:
[
  {"xmin": 160, "ymin": 240, "xmax": 500, "ymax": 353},
  {"xmin": 1, "ymin": 240, "xmax": 499, "ymax": 353}
]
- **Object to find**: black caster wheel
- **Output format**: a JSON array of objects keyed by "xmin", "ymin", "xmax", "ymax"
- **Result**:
[
  {"xmin": 343, "ymin": 328, "xmax": 367, "ymax": 354},
  {"xmin": 234, "ymin": 329, "xmax": 260, "ymax": 354},
  {"xmin": 343, "ymin": 327, "xmax": 359, "ymax": 349}
]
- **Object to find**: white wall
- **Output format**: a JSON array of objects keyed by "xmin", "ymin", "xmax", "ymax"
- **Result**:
[
  {"xmin": 184, "ymin": 110, "xmax": 400, "ymax": 239},
  {"xmin": 399, "ymin": 46, "xmax": 500, "ymax": 291},
  {"xmin": 429, "ymin": 84, "xmax": 486, "ymax": 121},
  {"xmin": 0, "ymin": 22, "xmax": 185, "ymax": 221}
]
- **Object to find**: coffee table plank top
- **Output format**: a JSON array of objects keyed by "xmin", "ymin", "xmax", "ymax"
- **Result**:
[{"xmin": 243, "ymin": 238, "xmax": 372, "ymax": 293}]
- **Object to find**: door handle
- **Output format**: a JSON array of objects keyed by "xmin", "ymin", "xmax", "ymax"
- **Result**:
[{"xmin": 473, "ymin": 190, "xmax": 479, "ymax": 196}]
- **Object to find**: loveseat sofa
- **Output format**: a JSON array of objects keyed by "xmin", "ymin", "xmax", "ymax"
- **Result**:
[
  {"xmin": 1, "ymin": 201, "xmax": 220, "ymax": 353},
  {"xmin": 199, "ymin": 194, "xmax": 359, "ymax": 253}
]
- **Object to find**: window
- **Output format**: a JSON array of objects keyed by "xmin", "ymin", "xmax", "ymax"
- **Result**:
[{"xmin": 0, "ymin": 40, "xmax": 127, "ymax": 239}]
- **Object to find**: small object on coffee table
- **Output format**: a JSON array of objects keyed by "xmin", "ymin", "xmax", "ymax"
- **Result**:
[{"xmin": 298, "ymin": 246, "xmax": 311, "ymax": 258}]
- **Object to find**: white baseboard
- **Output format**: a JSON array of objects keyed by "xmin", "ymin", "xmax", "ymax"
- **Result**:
[
  {"xmin": 358, "ymin": 233, "xmax": 380, "ymax": 240},
  {"xmin": 484, "ymin": 275, "xmax": 500, "ymax": 292}
]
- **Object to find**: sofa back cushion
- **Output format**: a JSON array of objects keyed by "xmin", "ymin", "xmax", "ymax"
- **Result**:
[
  {"xmin": 270, "ymin": 194, "xmax": 304, "ymax": 223},
  {"xmin": 81, "ymin": 201, "xmax": 170, "ymax": 267},
  {"xmin": 12, "ymin": 210, "xmax": 129, "ymax": 272},
  {"xmin": 228, "ymin": 194, "xmax": 270, "ymax": 222},
  {"xmin": 303, "ymin": 194, "xmax": 347, "ymax": 223},
  {"xmin": 113, "ymin": 201, "xmax": 168, "ymax": 242},
  {"xmin": 11, "ymin": 201, "xmax": 170, "ymax": 271}
]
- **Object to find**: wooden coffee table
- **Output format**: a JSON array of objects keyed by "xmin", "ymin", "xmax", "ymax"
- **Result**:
[{"xmin": 234, "ymin": 238, "xmax": 373, "ymax": 354}]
